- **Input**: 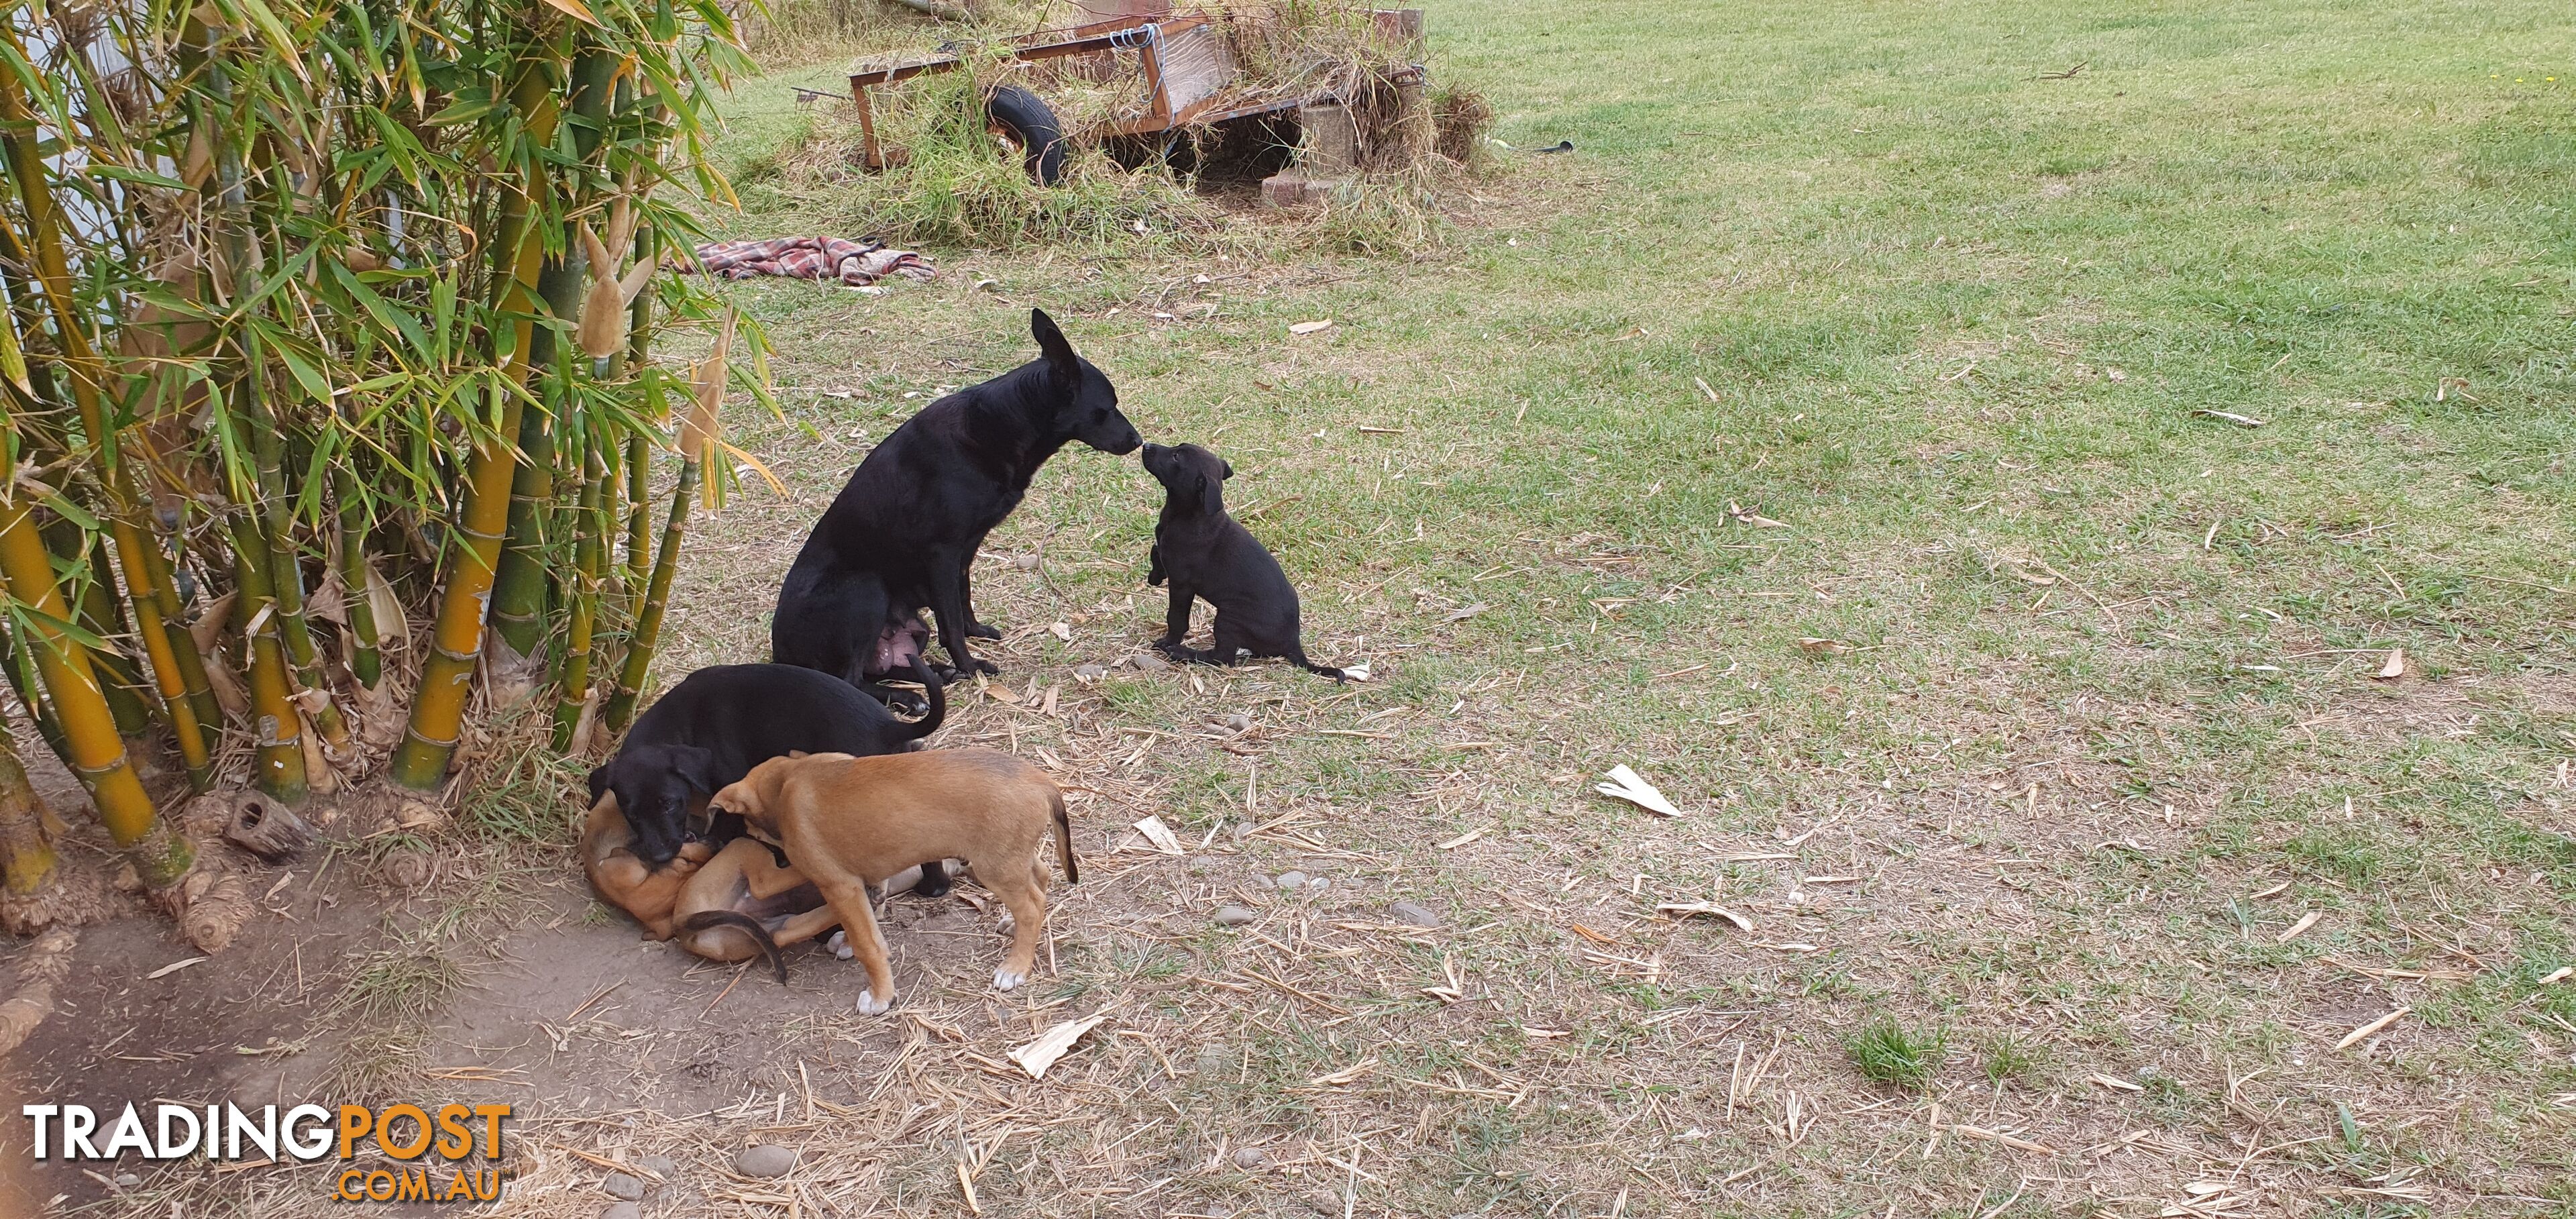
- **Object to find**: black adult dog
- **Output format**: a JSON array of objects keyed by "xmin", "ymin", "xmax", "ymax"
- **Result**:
[
  {"xmin": 586, "ymin": 663, "xmax": 949, "ymax": 893},
  {"xmin": 773, "ymin": 309, "xmax": 1141, "ymax": 697},
  {"xmin": 1142, "ymin": 442, "xmax": 1344, "ymax": 680}
]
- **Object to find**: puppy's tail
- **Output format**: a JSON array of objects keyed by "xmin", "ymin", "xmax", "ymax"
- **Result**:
[
  {"xmin": 1285, "ymin": 641, "xmax": 1346, "ymax": 683},
  {"xmin": 1051, "ymin": 788, "xmax": 1079, "ymax": 884},
  {"xmin": 899, "ymin": 656, "xmax": 947, "ymax": 741},
  {"xmin": 679, "ymin": 910, "xmax": 790, "ymax": 985}
]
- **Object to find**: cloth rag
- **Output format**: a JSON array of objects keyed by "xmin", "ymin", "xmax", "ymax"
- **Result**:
[{"xmin": 682, "ymin": 236, "xmax": 935, "ymax": 286}]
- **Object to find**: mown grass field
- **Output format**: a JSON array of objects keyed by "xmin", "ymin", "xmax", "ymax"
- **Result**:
[{"xmin": 511, "ymin": 0, "xmax": 2576, "ymax": 1214}]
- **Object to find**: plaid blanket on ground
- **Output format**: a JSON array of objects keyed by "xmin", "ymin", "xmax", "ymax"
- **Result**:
[{"xmin": 682, "ymin": 236, "xmax": 936, "ymax": 286}]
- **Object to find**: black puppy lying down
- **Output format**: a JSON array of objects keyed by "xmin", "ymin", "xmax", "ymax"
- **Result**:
[
  {"xmin": 1142, "ymin": 442, "xmax": 1343, "ymax": 680},
  {"xmin": 586, "ymin": 661, "xmax": 955, "ymax": 894}
]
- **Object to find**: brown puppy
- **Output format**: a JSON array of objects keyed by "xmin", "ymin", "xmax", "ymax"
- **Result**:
[
  {"xmin": 579, "ymin": 793, "xmax": 714, "ymax": 939},
  {"xmin": 672, "ymin": 839, "xmax": 841, "ymax": 982},
  {"xmin": 707, "ymin": 749, "xmax": 1076, "ymax": 1014}
]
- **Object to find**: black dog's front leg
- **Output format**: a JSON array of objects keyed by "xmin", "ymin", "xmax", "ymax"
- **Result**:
[
  {"xmin": 930, "ymin": 551, "xmax": 1000, "ymax": 676},
  {"xmin": 1157, "ymin": 582, "xmax": 1197, "ymax": 657},
  {"xmin": 960, "ymin": 551, "xmax": 1000, "ymax": 640}
]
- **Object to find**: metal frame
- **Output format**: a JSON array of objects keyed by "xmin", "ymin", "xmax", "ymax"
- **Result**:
[{"xmin": 845, "ymin": 11, "xmax": 1259, "ymax": 170}]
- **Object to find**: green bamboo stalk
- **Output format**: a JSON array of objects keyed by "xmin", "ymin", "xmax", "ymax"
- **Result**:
[
  {"xmin": 0, "ymin": 620, "xmax": 70, "ymax": 770},
  {"xmin": 332, "ymin": 467, "xmax": 382, "ymax": 690},
  {"xmin": 247, "ymin": 407, "xmax": 347, "ymax": 749},
  {"xmin": 601, "ymin": 455, "xmax": 698, "ymax": 734},
  {"xmin": 227, "ymin": 517, "xmax": 308, "ymax": 805},
  {"xmin": 551, "ymin": 421, "xmax": 605, "ymax": 749}
]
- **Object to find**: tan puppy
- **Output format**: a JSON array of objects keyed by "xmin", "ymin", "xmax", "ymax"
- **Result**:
[
  {"xmin": 579, "ymin": 793, "xmax": 714, "ymax": 939},
  {"xmin": 707, "ymin": 749, "xmax": 1076, "ymax": 1014},
  {"xmin": 672, "ymin": 838, "xmax": 841, "ymax": 982}
]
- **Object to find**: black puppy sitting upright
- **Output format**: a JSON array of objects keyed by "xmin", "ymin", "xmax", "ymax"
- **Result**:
[
  {"xmin": 1142, "ymin": 442, "xmax": 1344, "ymax": 680},
  {"xmin": 774, "ymin": 309, "xmax": 1140, "ymax": 698}
]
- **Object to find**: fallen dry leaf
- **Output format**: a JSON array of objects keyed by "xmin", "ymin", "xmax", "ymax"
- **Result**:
[
  {"xmin": 1131, "ymin": 815, "xmax": 1183, "ymax": 855},
  {"xmin": 1656, "ymin": 902, "xmax": 1752, "ymax": 932},
  {"xmin": 2376, "ymin": 648, "xmax": 2405, "ymax": 680},
  {"xmin": 1341, "ymin": 661, "xmax": 1372, "ymax": 682},
  {"xmin": 2275, "ymin": 911, "xmax": 2321, "ymax": 943},
  {"xmin": 146, "ymin": 957, "xmax": 209, "ymax": 980},
  {"xmin": 1050, "ymin": 621, "xmax": 1071, "ymax": 641},
  {"xmin": 2085, "ymin": 1072, "xmax": 2143, "ymax": 1092},
  {"xmin": 1008, "ymin": 1013, "xmax": 1108, "ymax": 1079},
  {"xmin": 1596, "ymin": 764, "xmax": 1682, "ymax": 817},
  {"xmin": 1797, "ymin": 637, "xmax": 1854, "ymax": 656},
  {"xmin": 2193, "ymin": 408, "xmax": 2265, "ymax": 427},
  {"xmin": 2335, "ymin": 1006, "xmax": 2410, "ymax": 1051},
  {"xmin": 1289, "ymin": 319, "xmax": 1334, "ymax": 336}
]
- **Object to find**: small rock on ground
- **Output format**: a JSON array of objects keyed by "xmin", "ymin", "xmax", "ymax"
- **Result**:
[
  {"xmin": 601, "ymin": 1173, "xmax": 645, "ymax": 1201},
  {"xmin": 1275, "ymin": 871, "xmax": 1308, "ymax": 891},
  {"xmin": 1213, "ymin": 905, "xmax": 1256, "ymax": 926},
  {"xmin": 1074, "ymin": 664, "xmax": 1106, "ymax": 680},
  {"xmin": 637, "ymin": 1155, "xmax": 676, "ymax": 1175},
  {"xmin": 735, "ymin": 1145, "xmax": 796, "ymax": 1178},
  {"xmin": 600, "ymin": 1205, "xmax": 641, "ymax": 1219},
  {"xmin": 1133, "ymin": 652, "xmax": 1171, "ymax": 671},
  {"xmin": 1388, "ymin": 901, "xmax": 1443, "ymax": 928},
  {"xmin": 1232, "ymin": 1146, "xmax": 1267, "ymax": 1169},
  {"xmin": 113, "ymin": 1174, "xmax": 140, "ymax": 1189}
]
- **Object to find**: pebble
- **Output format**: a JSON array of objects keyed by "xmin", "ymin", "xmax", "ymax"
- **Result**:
[
  {"xmin": 1232, "ymin": 1146, "xmax": 1267, "ymax": 1169},
  {"xmin": 1012, "ymin": 553, "xmax": 1040, "ymax": 570},
  {"xmin": 1213, "ymin": 904, "xmax": 1257, "ymax": 926},
  {"xmin": 601, "ymin": 1173, "xmax": 646, "ymax": 1201},
  {"xmin": 735, "ymin": 1145, "xmax": 797, "ymax": 1178},
  {"xmin": 1222, "ymin": 712, "xmax": 1253, "ymax": 732},
  {"xmin": 1275, "ymin": 871, "xmax": 1308, "ymax": 891},
  {"xmin": 1074, "ymin": 664, "xmax": 1106, "ymax": 680},
  {"xmin": 638, "ymin": 1155, "xmax": 676, "ymax": 1175},
  {"xmin": 1133, "ymin": 652, "xmax": 1171, "ymax": 672},
  {"xmin": 1230, "ymin": 821, "xmax": 1254, "ymax": 841},
  {"xmin": 1388, "ymin": 901, "xmax": 1443, "ymax": 928},
  {"xmin": 600, "ymin": 1205, "xmax": 641, "ymax": 1219},
  {"xmin": 1309, "ymin": 878, "xmax": 1330, "ymax": 892},
  {"xmin": 113, "ymin": 1173, "xmax": 139, "ymax": 1189},
  {"xmin": 1187, "ymin": 855, "xmax": 1220, "ymax": 873}
]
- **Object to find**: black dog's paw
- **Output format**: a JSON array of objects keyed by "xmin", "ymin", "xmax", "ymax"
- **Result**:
[
  {"xmin": 1153, "ymin": 636, "xmax": 1187, "ymax": 657},
  {"xmin": 912, "ymin": 862, "xmax": 953, "ymax": 899},
  {"xmin": 967, "ymin": 622, "xmax": 1003, "ymax": 641},
  {"xmin": 969, "ymin": 657, "xmax": 1000, "ymax": 676}
]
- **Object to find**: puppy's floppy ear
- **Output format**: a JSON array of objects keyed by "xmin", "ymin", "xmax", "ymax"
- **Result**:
[
  {"xmin": 1220, "ymin": 459, "xmax": 1234, "ymax": 479},
  {"xmin": 586, "ymin": 765, "xmax": 611, "ymax": 802},
  {"xmin": 669, "ymin": 744, "xmax": 722, "ymax": 794},
  {"xmin": 1031, "ymin": 308, "xmax": 1078, "ymax": 378}
]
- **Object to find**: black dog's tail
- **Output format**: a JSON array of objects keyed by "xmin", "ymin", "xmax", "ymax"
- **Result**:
[
  {"xmin": 680, "ymin": 910, "xmax": 789, "ymax": 984},
  {"xmin": 1051, "ymin": 788, "xmax": 1079, "ymax": 884},
  {"xmin": 899, "ymin": 656, "xmax": 947, "ymax": 741},
  {"xmin": 1285, "ymin": 641, "xmax": 1346, "ymax": 683}
]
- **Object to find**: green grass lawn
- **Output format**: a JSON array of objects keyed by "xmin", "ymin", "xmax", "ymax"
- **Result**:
[{"xmin": 623, "ymin": 0, "xmax": 2576, "ymax": 1212}]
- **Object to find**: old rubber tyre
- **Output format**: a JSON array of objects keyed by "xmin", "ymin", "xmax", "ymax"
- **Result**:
[{"xmin": 985, "ymin": 85, "xmax": 1068, "ymax": 186}]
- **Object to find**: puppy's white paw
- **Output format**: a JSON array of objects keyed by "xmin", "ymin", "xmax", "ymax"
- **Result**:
[
  {"xmin": 827, "ymin": 931, "xmax": 853, "ymax": 960},
  {"xmin": 855, "ymin": 988, "xmax": 893, "ymax": 1016},
  {"xmin": 993, "ymin": 965, "xmax": 1028, "ymax": 991}
]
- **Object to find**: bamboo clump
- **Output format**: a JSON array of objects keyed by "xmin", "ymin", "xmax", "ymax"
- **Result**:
[{"xmin": 0, "ymin": 0, "xmax": 763, "ymax": 945}]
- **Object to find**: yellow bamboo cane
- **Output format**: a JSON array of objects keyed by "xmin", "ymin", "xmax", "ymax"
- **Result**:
[
  {"xmin": 388, "ymin": 52, "xmax": 561, "ymax": 791},
  {"xmin": 0, "ymin": 58, "xmax": 218, "ymax": 789},
  {"xmin": 0, "ymin": 495, "xmax": 190, "ymax": 886},
  {"xmin": 0, "ymin": 725, "xmax": 56, "ymax": 899}
]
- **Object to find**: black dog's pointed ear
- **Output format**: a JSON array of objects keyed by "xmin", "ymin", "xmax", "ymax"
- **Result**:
[
  {"xmin": 1031, "ymin": 309, "xmax": 1077, "ymax": 376},
  {"xmin": 669, "ymin": 744, "xmax": 722, "ymax": 794},
  {"xmin": 1220, "ymin": 459, "xmax": 1234, "ymax": 479},
  {"xmin": 586, "ymin": 765, "xmax": 611, "ymax": 802}
]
